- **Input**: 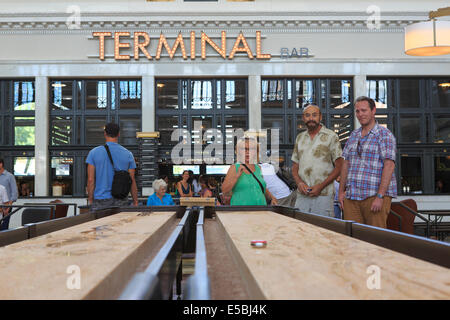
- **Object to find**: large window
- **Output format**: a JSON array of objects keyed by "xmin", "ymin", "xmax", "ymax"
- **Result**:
[
  {"xmin": 0, "ymin": 80, "xmax": 36, "ymax": 196},
  {"xmin": 156, "ymin": 78, "xmax": 248, "ymax": 151},
  {"xmin": 261, "ymin": 78, "xmax": 353, "ymax": 168},
  {"xmin": 49, "ymin": 79, "xmax": 142, "ymax": 196},
  {"xmin": 367, "ymin": 77, "xmax": 450, "ymax": 195}
]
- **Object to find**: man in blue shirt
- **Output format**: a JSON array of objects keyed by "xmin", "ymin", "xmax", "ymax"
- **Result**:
[{"xmin": 86, "ymin": 123, "xmax": 138, "ymax": 210}]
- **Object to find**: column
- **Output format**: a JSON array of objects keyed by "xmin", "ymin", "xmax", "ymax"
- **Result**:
[
  {"xmin": 248, "ymin": 75, "xmax": 262, "ymax": 131},
  {"xmin": 34, "ymin": 77, "xmax": 49, "ymax": 196},
  {"xmin": 353, "ymin": 75, "xmax": 367, "ymax": 129},
  {"xmin": 142, "ymin": 75, "xmax": 155, "ymax": 132}
]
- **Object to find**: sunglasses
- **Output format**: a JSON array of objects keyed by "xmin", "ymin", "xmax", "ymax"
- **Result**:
[{"xmin": 357, "ymin": 139, "xmax": 363, "ymax": 157}]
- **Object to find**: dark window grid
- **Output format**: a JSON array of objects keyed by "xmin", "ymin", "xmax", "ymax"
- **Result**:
[
  {"xmin": 262, "ymin": 78, "xmax": 353, "ymax": 144},
  {"xmin": 50, "ymin": 80, "xmax": 141, "ymax": 146},
  {"xmin": 2, "ymin": 80, "xmax": 35, "ymax": 111},
  {"xmin": 397, "ymin": 150, "xmax": 425, "ymax": 194},
  {"xmin": 50, "ymin": 79, "xmax": 141, "ymax": 112},
  {"xmin": 1, "ymin": 80, "xmax": 35, "ymax": 146},
  {"xmin": 393, "ymin": 78, "xmax": 428, "ymax": 110},
  {"xmin": 156, "ymin": 78, "xmax": 248, "ymax": 141}
]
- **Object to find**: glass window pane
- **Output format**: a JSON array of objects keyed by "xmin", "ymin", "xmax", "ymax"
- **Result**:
[
  {"xmin": 434, "ymin": 116, "xmax": 450, "ymax": 143},
  {"xmin": 13, "ymin": 81, "xmax": 35, "ymax": 111},
  {"xmin": 119, "ymin": 80, "xmax": 142, "ymax": 109},
  {"xmin": 14, "ymin": 157, "xmax": 35, "ymax": 176},
  {"xmin": 262, "ymin": 80, "xmax": 283, "ymax": 108},
  {"xmin": 397, "ymin": 79, "xmax": 420, "ymax": 108},
  {"xmin": 158, "ymin": 115, "xmax": 180, "ymax": 145},
  {"xmin": 216, "ymin": 80, "xmax": 222, "ymax": 109},
  {"xmin": 225, "ymin": 80, "xmax": 246, "ymax": 110},
  {"xmin": 330, "ymin": 114, "xmax": 352, "ymax": 145},
  {"xmin": 85, "ymin": 117, "xmax": 107, "ymax": 145},
  {"xmin": 295, "ymin": 115, "xmax": 307, "ymax": 136},
  {"xmin": 51, "ymin": 157, "xmax": 73, "ymax": 176},
  {"xmin": 119, "ymin": 117, "xmax": 141, "ymax": 145},
  {"xmin": 157, "ymin": 80, "xmax": 178, "ymax": 110},
  {"xmin": 51, "ymin": 116, "xmax": 72, "ymax": 145},
  {"xmin": 400, "ymin": 155, "xmax": 423, "ymax": 194},
  {"xmin": 367, "ymin": 79, "xmax": 388, "ymax": 109},
  {"xmin": 435, "ymin": 155, "xmax": 450, "ymax": 193},
  {"xmin": 400, "ymin": 116, "xmax": 421, "ymax": 143},
  {"xmin": 86, "ymin": 80, "xmax": 108, "ymax": 110},
  {"xmin": 51, "ymin": 81, "xmax": 73, "ymax": 111},
  {"xmin": 330, "ymin": 79, "xmax": 351, "ymax": 109},
  {"xmin": 262, "ymin": 115, "xmax": 284, "ymax": 144},
  {"xmin": 14, "ymin": 116, "xmax": 35, "ymax": 145},
  {"xmin": 191, "ymin": 115, "xmax": 213, "ymax": 144},
  {"xmin": 431, "ymin": 79, "xmax": 450, "ymax": 108},
  {"xmin": 51, "ymin": 157, "xmax": 74, "ymax": 196},
  {"xmin": 191, "ymin": 80, "xmax": 213, "ymax": 110},
  {"xmin": 225, "ymin": 115, "xmax": 247, "ymax": 144},
  {"xmin": 295, "ymin": 80, "xmax": 315, "ymax": 109},
  {"xmin": 375, "ymin": 114, "xmax": 389, "ymax": 129}
]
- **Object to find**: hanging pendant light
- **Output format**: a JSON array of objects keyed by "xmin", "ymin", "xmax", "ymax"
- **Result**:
[{"xmin": 404, "ymin": 7, "xmax": 450, "ymax": 56}]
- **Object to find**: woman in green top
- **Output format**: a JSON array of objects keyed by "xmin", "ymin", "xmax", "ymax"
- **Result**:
[{"xmin": 222, "ymin": 137, "xmax": 278, "ymax": 206}]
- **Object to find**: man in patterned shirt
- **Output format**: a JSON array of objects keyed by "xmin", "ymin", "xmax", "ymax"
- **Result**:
[
  {"xmin": 291, "ymin": 104, "xmax": 343, "ymax": 217},
  {"xmin": 338, "ymin": 96, "xmax": 397, "ymax": 228}
]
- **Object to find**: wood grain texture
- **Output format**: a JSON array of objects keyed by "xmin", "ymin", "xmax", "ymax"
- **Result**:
[
  {"xmin": 216, "ymin": 211, "xmax": 450, "ymax": 300},
  {"xmin": 179, "ymin": 197, "xmax": 215, "ymax": 207},
  {"xmin": 0, "ymin": 211, "xmax": 176, "ymax": 300}
]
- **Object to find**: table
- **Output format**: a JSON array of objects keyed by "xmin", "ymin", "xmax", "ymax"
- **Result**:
[
  {"xmin": 216, "ymin": 210, "xmax": 450, "ymax": 299},
  {"xmin": 0, "ymin": 211, "xmax": 177, "ymax": 299},
  {"xmin": 420, "ymin": 210, "xmax": 450, "ymax": 240}
]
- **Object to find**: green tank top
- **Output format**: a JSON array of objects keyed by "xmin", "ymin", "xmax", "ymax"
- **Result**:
[{"xmin": 230, "ymin": 163, "xmax": 267, "ymax": 206}]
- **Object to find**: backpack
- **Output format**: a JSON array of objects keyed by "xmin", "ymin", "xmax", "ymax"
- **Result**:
[{"xmin": 104, "ymin": 144, "xmax": 132, "ymax": 199}]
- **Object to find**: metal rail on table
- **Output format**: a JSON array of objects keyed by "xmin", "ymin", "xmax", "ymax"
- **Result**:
[
  {"xmin": 185, "ymin": 208, "xmax": 211, "ymax": 300},
  {"xmin": 119, "ymin": 208, "xmax": 195, "ymax": 300}
]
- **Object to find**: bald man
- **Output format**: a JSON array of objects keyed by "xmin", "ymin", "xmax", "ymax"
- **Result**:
[{"xmin": 291, "ymin": 105, "xmax": 343, "ymax": 217}]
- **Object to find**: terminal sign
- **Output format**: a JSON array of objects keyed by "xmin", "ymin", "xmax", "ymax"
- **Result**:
[{"xmin": 93, "ymin": 31, "xmax": 271, "ymax": 61}]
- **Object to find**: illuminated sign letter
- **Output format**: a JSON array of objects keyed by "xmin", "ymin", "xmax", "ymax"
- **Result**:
[
  {"xmin": 228, "ymin": 32, "xmax": 254, "ymax": 60},
  {"xmin": 156, "ymin": 33, "xmax": 188, "ymax": 60},
  {"xmin": 134, "ymin": 32, "xmax": 152, "ymax": 60},
  {"xmin": 93, "ymin": 32, "xmax": 112, "ymax": 60},
  {"xmin": 201, "ymin": 31, "xmax": 227, "ymax": 59},
  {"xmin": 190, "ymin": 31, "xmax": 196, "ymax": 60},
  {"xmin": 114, "ymin": 32, "xmax": 131, "ymax": 60},
  {"xmin": 256, "ymin": 31, "xmax": 271, "ymax": 59}
]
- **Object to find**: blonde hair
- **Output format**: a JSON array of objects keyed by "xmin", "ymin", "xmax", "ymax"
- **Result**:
[{"xmin": 236, "ymin": 137, "xmax": 260, "ymax": 163}]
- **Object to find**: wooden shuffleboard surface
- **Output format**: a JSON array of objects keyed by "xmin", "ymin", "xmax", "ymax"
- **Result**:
[
  {"xmin": 0, "ymin": 211, "xmax": 177, "ymax": 300},
  {"xmin": 216, "ymin": 211, "xmax": 450, "ymax": 300}
]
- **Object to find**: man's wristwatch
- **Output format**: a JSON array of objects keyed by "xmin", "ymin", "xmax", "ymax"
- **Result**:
[{"xmin": 376, "ymin": 193, "xmax": 383, "ymax": 199}]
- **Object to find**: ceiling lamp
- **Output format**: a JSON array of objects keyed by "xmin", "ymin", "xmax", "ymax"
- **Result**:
[{"xmin": 404, "ymin": 7, "xmax": 450, "ymax": 56}]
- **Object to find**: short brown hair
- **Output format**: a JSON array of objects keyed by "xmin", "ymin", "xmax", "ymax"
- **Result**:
[{"xmin": 355, "ymin": 96, "xmax": 376, "ymax": 110}]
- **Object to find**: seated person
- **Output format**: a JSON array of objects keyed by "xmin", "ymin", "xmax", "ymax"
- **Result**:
[
  {"xmin": 199, "ymin": 175, "xmax": 213, "ymax": 198},
  {"xmin": 147, "ymin": 179, "xmax": 175, "ymax": 206},
  {"xmin": 176, "ymin": 170, "xmax": 193, "ymax": 197}
]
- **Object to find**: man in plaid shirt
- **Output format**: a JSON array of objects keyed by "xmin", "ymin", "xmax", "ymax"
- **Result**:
[{"xmin": 338, "ymin": 96, "xmax": 397, "ymax": 228}]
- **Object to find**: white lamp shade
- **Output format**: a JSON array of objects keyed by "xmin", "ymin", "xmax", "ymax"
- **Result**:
[{"xmin": 405, "ymin": 20, "xmax": 450, "ymax": 56}]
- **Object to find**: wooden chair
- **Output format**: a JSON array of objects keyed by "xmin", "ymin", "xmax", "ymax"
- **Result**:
[{"xmin": 388, "ymin": 199, "xmax": 430, "ymax": 237}]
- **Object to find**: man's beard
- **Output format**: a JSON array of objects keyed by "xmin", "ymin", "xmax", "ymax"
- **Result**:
[{"xmin": 306, "ymin": 121, "xmax": 319, "ymax": 130}]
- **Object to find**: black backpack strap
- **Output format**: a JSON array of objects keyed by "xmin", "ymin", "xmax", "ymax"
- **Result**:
[
  {"xmin": 104, "ymin": 144, "xmax": 116, "ymax": 171},
  {"xmin": 242, "ymin": 163, "xmax": 265, "ymax": 195}
]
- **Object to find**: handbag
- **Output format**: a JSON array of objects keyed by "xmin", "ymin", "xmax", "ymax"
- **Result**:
[{"xmin": 104, "ymin": 145, "xmax": 132, "ymax": 199}]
